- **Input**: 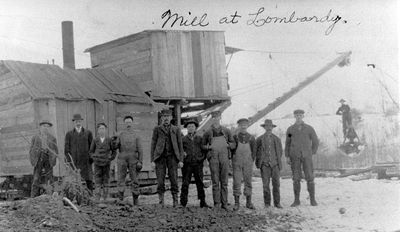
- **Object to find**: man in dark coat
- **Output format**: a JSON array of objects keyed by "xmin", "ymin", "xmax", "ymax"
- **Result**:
[
  {"xmin": 29, "ymin": 120, "xmax": 58, "ymax": 197},
  {"xmin": 65, "ymin": 114, "xmax": 94, "ymax": 191},
  {"xmin": 180, "ymin": 120, "xmax": 210, "ymax": 208},
  {"xmin": 285, "ymin": 109, "xmax": 319, "ymax": 207},
  {"xmin": 151, "ymin": 109, "xmax": 184, "ymax": 207},
  {"xmin": 336, "ymin": 99, "xmax": 352, "ymax": 138},
  {"xmin": 232, "ymin": 118, "xmax": 256, "ymax": 211},
  {"xmin": 202, "ymin": 110, "xmax": 236, "ymax": 210},
  {"xmin": 255, "ymin": 119, "xmax": 283, "ymax": 208},
  {"xmin": 89, "ymin": 122, "xmax": 117, "ymax": 202}
]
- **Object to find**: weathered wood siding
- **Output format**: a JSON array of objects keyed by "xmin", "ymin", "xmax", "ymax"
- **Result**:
[{"xmin": 88, "ymin": 30, "xmax": 228, "ymax": 98}]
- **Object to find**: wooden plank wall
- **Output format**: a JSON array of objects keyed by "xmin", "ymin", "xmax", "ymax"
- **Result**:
[
  {"xmin": 89, "ymin": 35, "xmax": 153, "ymax": 93},
  {"xmin": 0, "ymin": 69, "xmax": 35, "ymax": 176},
  {"xmin": 116, "ymin": 103, "xmax": 157, "ymax": 171}
]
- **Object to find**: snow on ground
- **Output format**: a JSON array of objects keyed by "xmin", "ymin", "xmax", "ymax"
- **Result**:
[{"xmin": 172, "ymin": 177, "xmax": 400, "ymax": 232}]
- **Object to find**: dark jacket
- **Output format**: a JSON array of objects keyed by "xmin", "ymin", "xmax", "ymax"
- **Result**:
[
  {"xmin": 65, "ymin": 127, "xmax": 93, "ymax": 180},
  {"xmin": 151, "ymin": 124, "xmax": 184, "ymax": 162},
  {"xmin": 182, "ymin": 133, "xmax": 205, "ymax": 164},
  {"xmin": 285, "ymin": 122, "xmax": 319, "ymax": 158},
  {"xmin": 232, "ymin": 132, "xmax": 256, "ymax": 160},
  {"xmin": 29, "ymin": 133, "xmax": 58, "ymax": 168},
  {"xmin": 336, "ymin": 104, "xmax": 351, "ymax": 118},
  {"xmin": 89, "ymin": 137, "xmax": 117, "ymax": 166},
  {"xmin": 255, "ymin": 133, "xmax": 283, "ymax": 169}
]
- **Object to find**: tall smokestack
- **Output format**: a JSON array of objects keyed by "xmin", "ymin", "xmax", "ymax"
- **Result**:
[{"xmin": 62, "ymin": 21, "xmax": 75, "ymax": 69}]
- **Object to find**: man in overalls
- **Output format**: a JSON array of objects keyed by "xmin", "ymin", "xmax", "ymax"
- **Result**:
[
  {"xmin": 202, "ymin": 110, "xmax": 236, "ymax": 210},
  {"xmin": 117, "ymin": 116, "xmax": 143, "ymax": 205},
  {"xmin": 231, "ymin": 118, "xmax": 256, "ymax": 210}
]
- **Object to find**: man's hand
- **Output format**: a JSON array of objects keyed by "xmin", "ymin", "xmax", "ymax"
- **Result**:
[
  {"xmin": 286, "ymin": 157, "xmax": 291, "ymax": 165},
  {"xmin": 178, "ymin": 162, "xmax": 184, "ymax": 168},
  {"xmin": 151, "ymin": 162, "xmax": 156, "ymax": 169},
  {"xmin": 136, "ymin": 162, "xmax": 143, "ymax": 172}
]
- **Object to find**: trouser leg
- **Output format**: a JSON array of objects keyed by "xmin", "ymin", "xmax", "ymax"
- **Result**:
[
  {"xmin": 232, "ymin": 160, "xmax": 243, "ymax": 197},
  {"xmin": 155, "ymin": 158, "xmax": 167, "ymax": 194},
  {"xmin": 243, "ymin": 159, "xmax": 253, "ymax": 197},
  {"xmin": 166, "ymin": 156, "xmax": 179, "ymax": 195},
  {"xmin": 260, "ymin": 165, "xmax": 271, "ymax": 206},
  {"xmin": 290, "ymin": 157, "xmax": 302, "ymax": 206},
  {"xmin": 193, "ymin": 164, "xmax": 205, "ymax": 201},
  {"xmin": 31, "ymin": 164, "xmax": 42, "ymax": 198},
  {"xmin": 180, "ymin": 164, "xmax": 191, "ymax": 206},
  {"xmin": 219, "ymin": 153, "xmax": 230, "ymax": 207},
  {"xmin": 117, "ymin": 158, "xmax": 128, "ymax": 193},
  {"xmin": 271, "ymin": 165, "xmax": 281, "ymax": 206},
  {"xmin": 303, "ymin": 156, "xmax": 317, "ymax": 206},
  {"xmin": 209, "ymin": 155, "xmax": 221, "ymax": 205},
  {"xmin": 128, "ymin": 162, "xmax": 139, "ymax": 196}
]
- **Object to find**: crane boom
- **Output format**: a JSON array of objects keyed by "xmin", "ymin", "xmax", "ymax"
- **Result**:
[{"xmin": 247, "ymin": 51, "xmax": 352, "ymax": 126}]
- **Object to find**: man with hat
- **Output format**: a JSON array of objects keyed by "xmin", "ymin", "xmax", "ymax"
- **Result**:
[
  {"xmin": 285, "ymin": 109, "xmax": 319, "ymax": 207},
  {"xmin": 115, "ymin": 115, "xmax": 143, "ymax": 205},
  {"xmin": 255, "ymin": 119, "xmax": 283, "ymax": 208},
  {"xmin": 336, "ymin": 99, "xmax": 352, "ymax": 138},
  {"xmin": 202, "ymin": 110, "xmax": 236, "ymax": 210},
  {"xmin": 180, "ymin": 119, "xmax": 210, "ymax": 208},
  {"xmin": 151, "ymin": 109, "xmax": 184, "ymax": 207},
  {"xmin": 231, "ymin": 118, "xmax": 256, "ymax": 211},
  {"xmin": 89, "ymin": 122, "xmax": 117, "ymax": 203},
  {"xmin": 65, "ymin": 114, "xmax": 94, "ymax": 192},
  {"xmin": 29, "ymin": 120, "xmax": 58, "ymax": 197}
]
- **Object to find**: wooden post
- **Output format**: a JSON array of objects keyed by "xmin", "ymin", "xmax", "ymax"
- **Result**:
[{"xmin": 175, "ymin": 102, "xmax": 182, "ymax": 128}]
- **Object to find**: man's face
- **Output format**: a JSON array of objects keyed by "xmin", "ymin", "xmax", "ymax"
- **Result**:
[
  {"xmin": 98, "ymin": 125, "xmax": 107, "ymax": 137},
  {"xmin": 124, "ymin": 118, "xmax": 133, "ymax": 128},
  {"xmin": 40, "ymin": 124, "xmax": 50, "ymax": 134},
  {"xmin": 186, "ymin": 124, "xmax": 196, "ymax": 134},
  {"xmin": 212, "ymin": 116, "xmax": 221, "ymax": 127},
  {"xmin": 161, "ymin": 115, "xmax": 172, "ymax": 125},
  {"xmin": 238, "ymin": 122, "xmax": 248, "ymax": 132},
  {"xmin": 294, "ymin": 114, "xmax": 304, "ymax": 123},
  {"xmin": 264, "ymin": 125, "xmax": 273, "ymax": 134},
  {"xmin": 73, "ymin": 119, "xmax": 82, "ymax": 128}
]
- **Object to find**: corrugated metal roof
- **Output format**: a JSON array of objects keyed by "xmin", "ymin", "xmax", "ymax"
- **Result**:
[{"xmin": 1, "ymin": 60, "xmax": 154, "ymax": 105}]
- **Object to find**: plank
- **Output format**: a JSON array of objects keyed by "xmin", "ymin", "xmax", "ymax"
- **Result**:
[
  {"xmin": 0, "ymin": 123, "xmax": 36, "ymax": 134},
  {"xmin": 99, "ymin": 50, "xmax": 151, "ymax": 70},
  {"xmin": 0, "ymin": 72, "xmax": 21, "ymax": 90},
  {"xmin": 0, "ymin": 165, "xmax": 33, "ymax": 176},
  {"xmin": 180, "ymin": 31, "xmax": 195, "ymax": 97},
  {"xmin": 108, "ymin": 101, "xmax": 116, "ymax": 136},
  {"xmin": 191, "ymin": 31, "xmax": 204, "ymax": 97}
]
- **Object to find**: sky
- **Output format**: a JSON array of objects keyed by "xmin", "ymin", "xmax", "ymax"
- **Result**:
[{"xmin": 0, "ymin": 0, "xmax": 399, "ymax": 134}]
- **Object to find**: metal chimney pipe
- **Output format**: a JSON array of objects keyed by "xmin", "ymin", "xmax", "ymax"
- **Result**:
[{"xmin": 62, "ymin": 21, "xmax": 75, "ymax": 69}]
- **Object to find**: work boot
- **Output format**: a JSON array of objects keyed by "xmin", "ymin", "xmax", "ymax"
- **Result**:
[
  {"xmin": 246, "ymin": 196, "xmax": 255, "ymax": 210},
  {"xmin": 274, "ymin": 203, "xmax": 283, "ymax": 209},
  {"xmin": 158, "ymin": 193, "xmax": 164, "ymax": 205},
  {"xmin": 132, "ymin": 193, "xmax": 139, "ymax": 206},
  {"xmin": 221, "ymin": 203, "xmax": 229, "ymax": 211},
  {"xmin": 118, "ymin": 191, "xmax": 124, "ymax": 201},
  {"xmin": 290, "ymin": 182, "xmax": 301, "ymax": 207},
  {"xmin": 233, "ymin": 196, "xmax": 240, "ymax": 211},
  {"xmin": 307, "ymin": 182, "xmax": 318, "ymax": 206},
  {"xmin": 200, "ymin": 199, "xmax": 210, "ymax": 208},
  {"xmin": 172, "ymin": 193, "xmax": 178, "ymax": 208}
]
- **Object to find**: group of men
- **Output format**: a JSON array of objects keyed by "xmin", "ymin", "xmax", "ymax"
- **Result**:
[{"xmin": 29, "ymin": 108, "xmax": 320, "ymax": 210}]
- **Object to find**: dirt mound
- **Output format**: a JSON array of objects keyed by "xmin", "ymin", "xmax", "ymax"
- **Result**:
[
  {"xmin": 4, "ymin": 194, "xmax": 96, "ymax": 232},
  {"xmin": 81, "ymin": 203, "xmax": 305, "ymax": 232}
]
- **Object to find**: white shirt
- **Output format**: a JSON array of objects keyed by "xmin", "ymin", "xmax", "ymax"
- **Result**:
[
  {"xmin": 100, "ymin": 137, "xmax": 105, "ymax": 143},
  {"xmin": 75, "ymin": 127, "xmax": 82, "ymax": 133}
]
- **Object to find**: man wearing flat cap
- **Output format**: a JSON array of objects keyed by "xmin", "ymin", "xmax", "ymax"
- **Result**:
[
  {"xmin": 151, "ymin": 109, "xmax": 184, "ymax": 207},
  {"xmin": 115, "ymin": 115, "xmax": 143, "ymax": 205},
  {"xmin": 255, "ymin": 119, "xmax": 283, "ymax": 208},
  {"xmin": 30, "ymin": 120, "xmax": 58, "ymax": 197},
  {"xmin": 336, "ymin": 99, "xmax": 352, "ymax": 138},
  {"xmin": 285, "ymin": 109, "xmax": 319, "ymax": 207},
  {"xmin": 65, "ymin": 114, "xmax": 94, "ymax": 192},
  {"xmin": 180, "ymin": 119, "xmax": 210, "ymax": 208},
  {"xmin": 202, "ymin": 110, "xmax": 236, "ymax": 210},
  {"xmin": 231, "ymin": 118, "xmax": 256, "ymax": 211}
]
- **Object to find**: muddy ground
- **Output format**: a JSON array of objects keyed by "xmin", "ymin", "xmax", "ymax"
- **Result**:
[{"xmin": 0, "ymin": 176, "xmax": 399, "ymax": 232}]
